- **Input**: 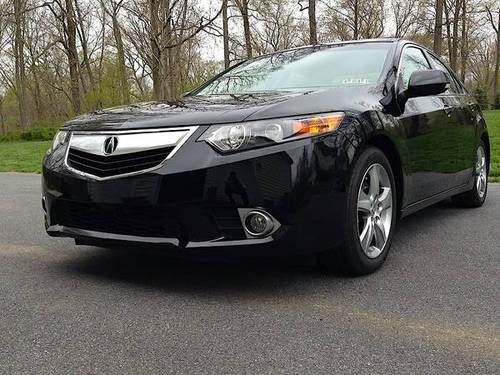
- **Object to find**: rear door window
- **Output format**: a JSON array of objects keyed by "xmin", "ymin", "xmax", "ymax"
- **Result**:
[{"xmin": 426, "ymin": 54, "xmax": 463, "ymax": 95}]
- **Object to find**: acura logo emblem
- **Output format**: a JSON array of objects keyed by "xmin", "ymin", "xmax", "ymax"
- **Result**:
[{"xmin": 103, "ymin": 136, "xmax": 119, "ymax": 155}]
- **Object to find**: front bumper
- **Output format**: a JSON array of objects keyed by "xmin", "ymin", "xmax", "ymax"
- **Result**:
[{"xmin": 42, "ymin": 127, "xmax": 353, "ymax": 256}]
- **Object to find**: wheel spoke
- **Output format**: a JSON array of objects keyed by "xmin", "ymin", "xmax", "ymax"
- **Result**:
[
  {"xmin": 377, "ymin": 187, "xmax": 392, "ymax": 210},
  {"xmin": 373, "ymin": 220, "xmax": 386, "ymax": 249},
  {"xmin": 368, "ymin": 166, "xmax": 380, "ymax": 197},
  {"xmin": 359, "ymin": 218, "xmax": 374, "ymax": 251},
  {"xmin": 480, "ymin": 175, "xmax": 486, "ymax": 192},
  {"xmin": 358, "ymin": 190, "xmax": 371, "ymax": 213}
]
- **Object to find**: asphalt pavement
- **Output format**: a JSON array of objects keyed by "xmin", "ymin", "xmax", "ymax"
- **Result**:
[{"xmin": 0, "ymin": 172, "xmax": 499, "ymax": 374}]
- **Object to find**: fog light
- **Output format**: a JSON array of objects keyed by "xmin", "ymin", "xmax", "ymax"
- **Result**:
[{"xmin": 244, "ymin": 211, "xmax": 274, "ymax": 237}]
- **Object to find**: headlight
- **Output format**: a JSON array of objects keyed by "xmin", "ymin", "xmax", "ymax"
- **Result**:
[
  {"xmin": 51, "ymin": 130, "xmax": 69, "ymax": 151},
  {"xmin": 199, "ymin": 112, "xmax": 344, "ymax": 153}
]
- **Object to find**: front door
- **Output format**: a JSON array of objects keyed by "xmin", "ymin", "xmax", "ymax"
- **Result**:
[
  {"xmin": 397, "ymin": 46, "xmax": 456, "ymax": 204},
  {"xmin": 425, "ymin": 52, "xmax": 477, "ymax": 187}
]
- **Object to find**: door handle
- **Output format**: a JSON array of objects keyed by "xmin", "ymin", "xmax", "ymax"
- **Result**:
[{"xmin": 443, "ymin": 104, "xmax": 453, "ymax": 118}]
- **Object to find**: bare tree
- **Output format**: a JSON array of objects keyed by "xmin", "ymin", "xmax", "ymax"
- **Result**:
[
  {"xmin": 101, "ymin": 0, "xmax": 129, "ymax": 104},
  {"xmin": 43, "ymin": 0, "xmax": 82, "ymax": 113},
  {"xmin": 392, "ymin": 0, "xmax": 420, "ymax": 38},
  {"xmin": 434, "ymin": 0, "xmax": 444, "ymax": 55},
  {"xmin": 252, "ymin": 0, "xmax": 304, "ymax": 54},
  {"xmin": 235, "ymin": 0, "xmax": 252, "ymax": 58},
  {"xmin": 13, "ymin": 0, "xmax": 31, "ymax": 127},
  {"xmin": 323, "ymin": 0, "xmax": 385, "ymax": 41},
  {"xmin": 308, "ymin": 0, "xmax": 318, "ymax": 44},
  {"xmin": 460, "ymin": 0, "xmax": 468, "ymax": 81},
  {"xmin": 124, "ymin": 0, "xmax": 222, "ymax": 100},
  {"xmin": 222, "ymin": 0, "xmax": 230, "ymax": 68}
]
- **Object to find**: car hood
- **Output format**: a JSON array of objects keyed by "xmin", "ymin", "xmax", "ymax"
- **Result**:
[{"xmin": 61, "ymin": 86, "xmax": 383, "ymax": 131}]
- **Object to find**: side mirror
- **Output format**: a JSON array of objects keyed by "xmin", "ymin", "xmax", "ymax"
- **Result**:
[{"xmin": 405, "ymin": 69, "xmax": 450, "ymax": 98}]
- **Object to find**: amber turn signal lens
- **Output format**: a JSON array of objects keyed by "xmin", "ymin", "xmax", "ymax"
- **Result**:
[{"xmin": 293, "ymin": 113, "xmax": 344, "ymax": 136}]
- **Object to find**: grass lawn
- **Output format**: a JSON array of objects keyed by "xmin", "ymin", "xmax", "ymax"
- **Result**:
[
  {"xmin": 0, "ymin": 110, "xmax": 498, "ymax": 181},
  {"xmin": 0, "ymin": 141, "xmax": 51, "ymax": 173},
  {"xmin": 483, "ymin": 110, "xmax": 500, "ymax": 182}
]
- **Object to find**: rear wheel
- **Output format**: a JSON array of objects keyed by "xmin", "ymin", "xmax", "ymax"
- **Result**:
[
  {"xmin": 452, "ymin": 142, "xmax": 488, "ymax": 208},
  {"xmin": 318, "ymin": 147, "xmax": 397, "ymax": 275}
]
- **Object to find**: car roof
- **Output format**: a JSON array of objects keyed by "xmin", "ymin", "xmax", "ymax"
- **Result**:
[{"xmin": 277, "ymin": 38, "xmax": 400, "ymax": 52}]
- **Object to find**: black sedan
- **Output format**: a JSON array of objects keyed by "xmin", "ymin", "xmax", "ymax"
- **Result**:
[{"xmin": 42, "ymin": 39, "xmax": 490, "ymax": 275}]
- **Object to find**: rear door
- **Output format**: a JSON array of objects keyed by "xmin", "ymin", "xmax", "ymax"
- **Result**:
[
  {"xmin": 397, "ymin": 46, "xmax": 455, "ymax": 203},
  {"xmin": 425, "ymin": 52, "xmax": 476, "ymax": 187}
]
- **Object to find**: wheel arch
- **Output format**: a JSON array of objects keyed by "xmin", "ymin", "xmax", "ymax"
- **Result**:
[
  {"xmin": 365, "ymin": 134, "xmax": 405, "ymax": 218},
  {"xmin": 342, "ymin": 111, "xmax": 406, "ymax": 217},
  {"xmin": 480, "ymin": 131, "xmax": 490, "ymax": 171}
]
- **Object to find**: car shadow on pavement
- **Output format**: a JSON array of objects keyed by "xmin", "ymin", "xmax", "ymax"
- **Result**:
[
  {"xmin": 56, "ymin": 199, "xmax": 471, "ymax": 293},
  {"xmin": 57, "ymin": 248, "xmax": 333, "ymax": 297}
]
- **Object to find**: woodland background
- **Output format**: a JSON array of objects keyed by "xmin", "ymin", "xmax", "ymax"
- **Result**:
[{"xmin": 0, "ymin": 0, "xmax": 499, "ymax": 134}]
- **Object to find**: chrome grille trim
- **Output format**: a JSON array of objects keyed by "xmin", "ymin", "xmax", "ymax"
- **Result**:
[{"xmin": 64, "ymin": 126, "xmax": 198, "ymax": 180}]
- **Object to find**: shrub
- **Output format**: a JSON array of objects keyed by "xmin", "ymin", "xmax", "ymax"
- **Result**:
[
  {"xmin": 0, "ymin": 126, "xmax": 59, "ymax": 143},
  {"xmin": 473, "ymin": 87, "xmax": 489, "ymax": 110},
  {"xmin": 494, "ymin": 94, "xmax": 500, "ymax": 110}
]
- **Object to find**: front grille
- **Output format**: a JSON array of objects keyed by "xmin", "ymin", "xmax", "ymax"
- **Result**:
[{"xmin": 67, "ymin": 146, "xmax": 175, "ymax": 178}]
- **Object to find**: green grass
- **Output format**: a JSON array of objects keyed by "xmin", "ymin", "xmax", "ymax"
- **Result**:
[
  {"xmin": 0, "ymin": 141, "xmax": 51, "ymax": 173},
  {"xmin": 0, "ymin": 110, "xmax": 498, "ymax": 179},
  {"xmin": 483, "ymin": 110, "xmax": 500, "ymax": 182},
  {"xmin": 0, "ymin": 126, "xmax": 58, "ymax": 143}
]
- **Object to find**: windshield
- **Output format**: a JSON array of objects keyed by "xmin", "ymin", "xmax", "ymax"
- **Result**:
[{"xmin": 195, "ymin": 43, "xmax": 391, "ymax": 96}]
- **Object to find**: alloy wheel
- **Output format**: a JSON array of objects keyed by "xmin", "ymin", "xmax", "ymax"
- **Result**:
[
  {"xmin": 476, "ymin": 146, "xmax": 487, "ymax": 199},
  {"xmin": 357, "ymin": 163, "xmax": 393, "ymax": 259}
]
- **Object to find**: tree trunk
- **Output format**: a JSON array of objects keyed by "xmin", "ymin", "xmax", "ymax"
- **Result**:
[
  {"xmin": 13, "ymin": 0, "xmax": 31, "ymax": 128},
  {"xmin": 239, "ymin": 0, "xmax": 252, "ymax": 58},
  {"xmin": 74, "ymin": 0, "xmax": 94, "ymax": 90},
  {"xmin": 65, "ymin": 0, "xmax": 81, "ymax": 114},
  {"xmin": 149, "ymin": 0, "xmax": 162, "ymax": 100},
  {"xmin": 160, "ymin": 0, "xmax": 174, "ymax": 101},
  {"xmin": 494, "ymin": 10, "xmax": 500, "ymax": 102},
  {"xmin": 444, "ymin": 0, "xmax": 453, "ymax": 63},
  {"xmin": 450, "ymin": 0, "xmax": 461, "ymax": 71},
  {"xmin": 433, "ymin": 0, "xmax": 444, "ymax": 55},
  {"xmin": 222, "ymin": 0, "xmax": 230, "ymax": 68},
  {"xmin": 0, "ymin": 98, "xmax": 5, "ymax": 135},
  {"xmin": 308, "ymin": 0, "xmax": 317, "ymax": 44},
  {"xmin": 353, "ymin": 0, "xmax": 359, "ymax": 39},
  {"xmin": 30, "ymin": 62, "xmax": 43, "ymax": 118},
  {"xmin": 459, "ymin": 0, "xmax": 467, "ymax": 82},
  {"xmin": 112, "ymin": 16, "xmax": 130, "ymax": 104}
]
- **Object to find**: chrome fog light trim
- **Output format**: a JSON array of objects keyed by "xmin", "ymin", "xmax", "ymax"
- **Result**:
[
  {"xmin": 238, "ymin": 208, "xmax": 281, "ymax": 239},
  {"xmin": 41, "ymin": 195, "xmax": 47, "ymax": 213}
]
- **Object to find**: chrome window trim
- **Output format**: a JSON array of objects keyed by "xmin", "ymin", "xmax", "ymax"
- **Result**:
[
  {"xmin": 64, "ymin": 126, "xmax": 199, "ymax": 181},
  {"xmin": 395, "ymin": 44, "xmax": 431, "ymax": 94}
]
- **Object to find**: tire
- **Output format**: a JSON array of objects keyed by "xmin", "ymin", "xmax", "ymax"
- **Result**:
[
  {"xmin": 318, "ymin": 147, "xmax": 398, "ymax": 275},
  {"xmin": 452, "ymin": 141, "xmax": 488, "ymax": 208}
]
